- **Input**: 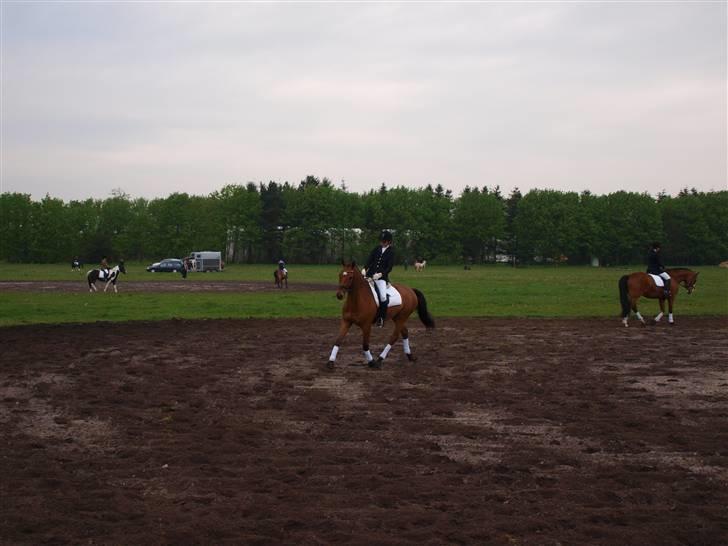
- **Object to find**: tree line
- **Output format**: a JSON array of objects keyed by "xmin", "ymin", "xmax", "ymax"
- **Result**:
[{"xmin": 1, "ymin": 177, "xmax": 726, "ymax": 266}]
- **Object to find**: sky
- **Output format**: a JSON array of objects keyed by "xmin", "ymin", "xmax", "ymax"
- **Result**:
[{"xmin": 1, "ymin": 1, "xmax": 726, "ymax": 201}]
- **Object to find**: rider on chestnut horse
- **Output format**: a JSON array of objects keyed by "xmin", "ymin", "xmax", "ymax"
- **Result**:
[
  {"xmin": 646, "ymin": 242, "xmax": 670, "ymax": 299},
  {"xmin": 363, "ymin": 230, "xmax": 395, "ymax": 327}
]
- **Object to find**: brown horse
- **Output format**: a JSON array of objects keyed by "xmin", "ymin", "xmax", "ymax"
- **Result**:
[
  {"xmin": 328, "ymin": 261, "xmax": 435, "ymax": 369},
  {"xmin": 274, "ymin": 268, "xmax": 288, "ymax": 289},
  {"xmin": 618, "ymin": 268, "xmax": 699, "ymax": 327}
]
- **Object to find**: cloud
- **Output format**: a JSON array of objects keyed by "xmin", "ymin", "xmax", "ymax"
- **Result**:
[{"xmin": 1, "ymin": 2, "xmax": 725, "ymax": 200}]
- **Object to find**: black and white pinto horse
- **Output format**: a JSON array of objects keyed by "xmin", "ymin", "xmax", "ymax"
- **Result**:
[{"xmin": 87, "ymin": 261, "xmax": 126, "ymax": 293}]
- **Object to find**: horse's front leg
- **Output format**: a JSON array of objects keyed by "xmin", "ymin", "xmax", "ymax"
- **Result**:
[
  {"xmin": 328, "ymin": 320, "xmax": 352, "ymax": 369},
  {"xmin": 112, "ymin": 281, "xmax": 118, "ymax": 294},
  {"xmin": 361, "ymin": 322, "xmax": 375, "ymax": 367},
  {"xmin": 103, "ymin": 279, "xmax": 112, "ymax": 293}
]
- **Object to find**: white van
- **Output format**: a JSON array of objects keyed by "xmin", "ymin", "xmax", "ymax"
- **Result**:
[{"xmin": 189, "ymin": 251, "xmax": 222, "ymax": 272}]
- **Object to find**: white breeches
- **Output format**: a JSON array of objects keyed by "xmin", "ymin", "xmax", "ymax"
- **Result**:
[{"xmin": 373, "ymin": 279, "xmax": 387, "ymax": 302}]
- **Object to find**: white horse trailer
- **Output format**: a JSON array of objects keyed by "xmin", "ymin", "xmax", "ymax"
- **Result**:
[{"xmin": 190, "ymin": 251, "xmax": 222, "ymax": 272}]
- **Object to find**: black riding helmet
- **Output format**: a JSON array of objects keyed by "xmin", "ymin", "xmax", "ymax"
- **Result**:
[{"xmin": 380, "ymin": 230, "xmax": 393, "ymax": 243}]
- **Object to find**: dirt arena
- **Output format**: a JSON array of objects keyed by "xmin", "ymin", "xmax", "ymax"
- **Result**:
[
  {"xmin": 2, "ymin": 316, "xmax": 727, "ymax": 545},
  {"xmin": 0, "ymin": 280, "xmax": 333, "ymax": 293}
]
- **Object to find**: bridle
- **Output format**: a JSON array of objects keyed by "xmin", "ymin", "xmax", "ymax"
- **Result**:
[{"xmin": 336, "ymin": 268, "xmax": 356, "ymax": 300}]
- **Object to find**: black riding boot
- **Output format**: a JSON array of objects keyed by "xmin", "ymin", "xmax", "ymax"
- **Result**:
[{"xmin": 376, "ymin": 299, "xmax": 388, "ymax": 328}]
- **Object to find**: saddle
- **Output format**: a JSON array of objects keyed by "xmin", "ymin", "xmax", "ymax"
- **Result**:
[
  {"xmin": 648, "ymin": 274, "xmax": 664, "ymax": 287},
  {"xmin": 366, "ymin": 280, "xmax": 403, "ymax": 308}
]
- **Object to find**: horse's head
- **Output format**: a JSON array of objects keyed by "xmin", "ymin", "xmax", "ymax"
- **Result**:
[
  {"xmin": 682, "ymin": 270, "xmax": 699, "ymax": 294},
  {"xmin": 336, "ymin": 260, "xmax": 358, "ymax": 300},
  {"xmin": 119, "ymin": 260, "xmax": 126, "ymax": 274}
]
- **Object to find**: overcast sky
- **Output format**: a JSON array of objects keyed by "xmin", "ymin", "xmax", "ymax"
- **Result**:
[{"xmin": 1, "ymin": 1, "xmax": 726, "ymax": 201}]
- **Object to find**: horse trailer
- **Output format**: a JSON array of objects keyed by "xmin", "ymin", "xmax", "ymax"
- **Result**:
[{"xmin": 190, "ymin": 251, "xmax": 222, "ymax": 272}]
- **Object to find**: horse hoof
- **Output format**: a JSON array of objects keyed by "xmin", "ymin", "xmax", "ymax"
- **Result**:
[
  {"xmin": 326, "ymin": 360, "xmax": 335, "ymax": 370},
  {"xmin": 406, "ymin": 354, "xmax": 417, "ymax": 362},
  {"xmin": 368, "ymin": 358, "xmax": 382, "ymax": 369}
]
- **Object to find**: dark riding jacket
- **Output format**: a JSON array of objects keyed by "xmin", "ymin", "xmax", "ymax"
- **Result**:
[
  {"xmin": 646, "ymin": 249, "xmax": 666, "ymax": 275},
  {"xmin": 365, "ymin": 245, "xmax": 394, "ymax": 282}
]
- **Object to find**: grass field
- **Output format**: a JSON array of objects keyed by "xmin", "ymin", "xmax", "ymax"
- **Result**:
[{"xmin": 0, "ymin": 262, "xmax": 726, "ymax": 326}]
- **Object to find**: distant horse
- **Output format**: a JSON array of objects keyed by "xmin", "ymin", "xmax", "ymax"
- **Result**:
[
  {"xmin": 274, "ymin": 268, "xmax": 288, "ymax": 289},
  {"xmin": 87, "ymin": 261, "xmax": 126, "ymax": 293},
  {"xmin": 618, "ymin": 268, "xmax": 699, "ymax": 327},
  {"xmin": 71, "ymin": 258, "xmax": 81, "ymax": 272},
  {"xmin": 414, "ymin": 260, "xmax": 427, "ymax": 272},
  {"xmin": 328, "ymin": 261, "xmax": 435, "ymax": 369}
]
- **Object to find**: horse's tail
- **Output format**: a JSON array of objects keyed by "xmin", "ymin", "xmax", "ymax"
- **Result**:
[
  {"xmin": 618, "ymin": 275, "xmax": 631, "ymax": 318},
  {"xmin": 413, "ymin": 288, "xmax": 435, "ymax": 329}
]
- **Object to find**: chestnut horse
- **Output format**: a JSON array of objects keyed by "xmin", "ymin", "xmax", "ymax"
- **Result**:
[
  {"xmin": 618, "ymin": 268, "xmax": 699, "ymax": 327},
  {"xmin": 274, "ymin": 268, "xmax": 288, "ymax": 289},
  {"xmin": 328, "ymin": 261, "xmax": 435, "ymax": 369}
]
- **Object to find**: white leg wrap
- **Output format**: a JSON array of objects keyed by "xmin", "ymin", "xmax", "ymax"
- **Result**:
[
  {"xmin": 655, "ymin": 312, "xmax": 663, "ymax": 322},
  {"xmin": 363, "ymin": 350, "xmax": 373, "ymax": 362},
  {"xmin": 668, "ymin": 313, "xmax": 674, "ymax": 323},
  {"xmin": 635, "ymin": 312, "xmax": 644, "ymax": 322},
  {"xmin": 402, "ymin": 338, "xmax": 411, "ymax": 354},
  {"xmin": 380, "ymin": 344, "xmax": 392, "ymax": 359},
  {"xmin": 329, "ymin": 346, "xmax": 339, "ymax": 361}
]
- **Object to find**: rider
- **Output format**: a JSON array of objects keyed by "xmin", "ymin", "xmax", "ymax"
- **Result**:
[
  {"xmin": 646, "ymin": 242, "xmax": 671, "ymax": 299},
  {"xmin": 363, "ymin": 230, "xmax": 395, "ymax": 327},
  {"xmin": 100, "ymin": 255, "xmax": 110, "ymax": 280}
]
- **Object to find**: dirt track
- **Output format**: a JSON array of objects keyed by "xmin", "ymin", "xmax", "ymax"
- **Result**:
[
  {"xmin": 2, "ymin": 317, "xmax": 727, "ymax": 545},
  {"xmin": 0, "ymin": 280, "xmax": 333, "ymax": 293}
]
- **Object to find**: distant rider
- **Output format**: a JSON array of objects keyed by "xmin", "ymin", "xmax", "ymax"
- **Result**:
[
  {"xmin": 278, "ymin": 259, "xmax": 288, "ymax": 276},
  {"xmin": 363, "ymin": 230, "xmax": 395, "ymax": 327},
  {"xmin": 100, "ymin": 255, "xmax": 110, "ymax": 280},
  {"xmin": 646, "ymin": 242, "xmax": 670, "ymax": 299}
]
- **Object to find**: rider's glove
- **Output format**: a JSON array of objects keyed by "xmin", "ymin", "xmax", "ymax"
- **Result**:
[
  {"xmin": 372, "ymin": 273, "xmax": 382, "ymax": 281},
  {"xmin": 361, "ymin": 268, "xmax": 367, "ymax": 277}
]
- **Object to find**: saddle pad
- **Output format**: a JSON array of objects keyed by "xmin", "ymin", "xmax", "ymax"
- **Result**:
[
  {"xmin": 368, "ymin": 281, "xmax": 403, "ymax": 308},
  {"xmin": 649, "ymin": 274, "xmax": 664, "ymax": 287}
]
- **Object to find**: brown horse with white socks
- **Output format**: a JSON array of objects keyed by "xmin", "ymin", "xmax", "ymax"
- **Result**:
[
  {"xmin": 328, "ymin": 261, "xmax": 435, "ymax": 369},
  {"xmin": 618, "ymin": 268, "xmax": 699, "ymax": 327}
]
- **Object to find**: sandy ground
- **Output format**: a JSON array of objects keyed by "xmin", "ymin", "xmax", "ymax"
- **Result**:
[
  {"xmin": 0, "ymin": 280, "xmax": 334, "ymax": 293},
  {"xmin": 1, "ymin": 317, "xmax": 727, "ymax": 545}
]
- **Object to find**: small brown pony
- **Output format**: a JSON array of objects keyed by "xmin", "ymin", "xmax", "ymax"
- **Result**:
[
  {"xmin": 328, "ymin": 261, "xmax": 435, "ymax": 369},
  {"xmin": 618, "ymin": 268, "xmax": 699, "ymax": 327},
  {"xmin": 274, "ymin": 268, "xmax": 288, "ymax": 289}
]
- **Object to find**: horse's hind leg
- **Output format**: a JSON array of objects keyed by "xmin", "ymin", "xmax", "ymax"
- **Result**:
[
  {"xmin": 654, "ymin": 298, "xmax": 665, "ymax": 323},
  {"xmin": 401, "ymin": 326, "xmax": 416, "ymax": 362},
  {"xmin": 371, "ymin": 321, "xmax": 403, "ymax": 368},
  {"xmin": 631, "ymin": 298, "xmax": 646, "ymax": 326},
  {"xmin": 668, "ymin": 294, "xmax": 675, "ymax": 325}
]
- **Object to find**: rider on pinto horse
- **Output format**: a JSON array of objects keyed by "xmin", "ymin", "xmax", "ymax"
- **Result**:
[
  {"xmin": 363, "ymin": 230, "xmax": 395, "ymax": 328},
  {"xmin": 646, "ymin": 242, "xmax": 670, "ymax": 299},
  {"xmin": 100, "ymin": 255, "xmax": 110, "ymax": 280}
]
